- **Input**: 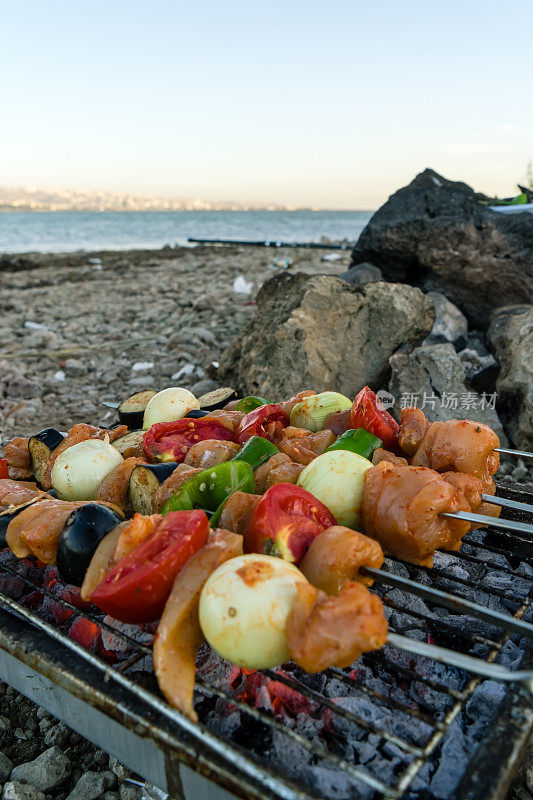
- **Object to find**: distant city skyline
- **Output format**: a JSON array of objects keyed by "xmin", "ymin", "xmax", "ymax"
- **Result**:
[{"xmin": 1, "ymin": 1, "xmax": 531, "ymax": 209}]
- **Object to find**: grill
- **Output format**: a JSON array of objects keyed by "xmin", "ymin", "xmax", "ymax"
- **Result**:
[{"xmin": 0, "ymin": 480, "xmax": 531, "ymax": 800}]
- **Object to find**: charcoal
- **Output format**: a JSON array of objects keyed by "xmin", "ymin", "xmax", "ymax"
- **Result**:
[
  {"xmin": 465, "ymin": 680, "xmax": 506, "ymax": 739},
  {"xmin": 429, "ymin": 720, "xmax": 469, "ymax": 799}
]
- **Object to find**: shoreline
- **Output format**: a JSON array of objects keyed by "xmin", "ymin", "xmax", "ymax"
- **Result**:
[{"xmin": 0, "ymin": 243, "xmax": 350, "ymax": 441}]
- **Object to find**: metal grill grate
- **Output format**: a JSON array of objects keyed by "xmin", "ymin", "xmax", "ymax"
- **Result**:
[{"xmin": 0, "ymin": 481, "xmax": 531, "ymax": 800}]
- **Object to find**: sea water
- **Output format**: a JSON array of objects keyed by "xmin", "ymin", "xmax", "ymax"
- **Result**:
[{"xmin": 0, "ymin": 209, "xmax": 372, "ymax": 254}]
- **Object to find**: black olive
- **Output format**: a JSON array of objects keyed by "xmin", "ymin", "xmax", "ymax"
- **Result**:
[{"xmin": 57, "ymin": 504, "xmax": 121, "ymax": 586}]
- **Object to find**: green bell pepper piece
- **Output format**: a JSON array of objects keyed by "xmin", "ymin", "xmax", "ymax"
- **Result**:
[
  {"xmin": 231, "ymin": 436, "xmax": 278, "ymax": 470},
  {"xmin": 162, "ymin": 460, "xmax": 255, "ymax": 516},
  {"xmin": 235, "ymin": 395, "xmax": 270, "ymax": 413},
  {"xmin": 326, "ymin": 428, "xmax": 382, "ymax": 460}
]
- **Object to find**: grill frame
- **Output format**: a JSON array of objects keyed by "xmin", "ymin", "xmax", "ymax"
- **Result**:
[{"xmin": 0, "ymin": 481, "xmax": 531, "ymax": 800}]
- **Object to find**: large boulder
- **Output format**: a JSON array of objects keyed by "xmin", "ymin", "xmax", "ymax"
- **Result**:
[
  {"xmin": 351, "ymin": 169, "xmax": 533, "ymax": 328},
  {"xmin": 218, "ymin": 272, "xmax": 434, "ymax": 398},
  {"xmin": 487, "ymin": 305, "xmax": 533, "ymax": 448},
  {"xmin": 388, "ymin": 342, "xmax": 506, "ymax": 440}
]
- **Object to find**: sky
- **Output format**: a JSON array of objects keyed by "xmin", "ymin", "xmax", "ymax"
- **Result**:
[{"xmin": 1, "ymin": 1, "xmax": 532, "ymax": 209}]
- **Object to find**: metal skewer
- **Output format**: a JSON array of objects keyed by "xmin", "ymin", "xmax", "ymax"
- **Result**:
[
  {"xmin": 495, "ymin": 447, "xmax": 533, "ymax": 460},
  {"xmin": 387, "ymin": 632, "xmax": 533, "ymax": 688},
  {"xmin": 363, "ymin": 567, "xmax": 533, "ymax": 639},
  {"xmin": 442, "ymin": 510, "xmax": 533, "ymax": 535},
  {"xmin": 482, "ymin": 494, "xmax": 533, "ymax": 514}
]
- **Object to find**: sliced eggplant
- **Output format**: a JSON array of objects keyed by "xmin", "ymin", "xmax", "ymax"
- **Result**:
[
  {"xmin": 118, "ymin": 390, "xmax": 157, "ymax": 428},
  {"xmin": 56, "ymin": 504, "xmax": 122, "ymax": 586},
  {"xmin": 111, "ymin": 430, "xmax": 144, "ymax": 456},
  {"xmin": 183, "ymin": 409, "xmax": 211, "ymax": 419},
  {"xmin": 128, "ymin": 463, "xmax": 179, "ymax": 515},
  {"xmin": 28, "ymin": 428, "xmax": 65, "ymax": 487},
  {"xmin": 0, "ymin": 498, "xmax": 42, "ymax": 548},
  {"xmin": 197, "ymin": 387, "xmax": 238, "ymax": 411}
]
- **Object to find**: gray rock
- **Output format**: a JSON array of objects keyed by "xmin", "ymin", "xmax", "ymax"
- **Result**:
[
  {"xmin": 458, "ymin": 348, "xmax": 499, "ymax": 395},
  {"xmin": 43, "ymin": 723, "xmax": 70, "ymax": 748},
  {"xmin": 191, "ymin": 326, "xmax": 217, "ymax": 345},
  {"xmin": 351, "ymin": 168, "xmax": 533, "ymax": 327},
  {"xmin": 188, "ymin": 378, "xmax": 220, "ymax": 397},
  {"xmin": 0, "ymin": 716, "xmax": 12, "ymax": 734},
  {"xmin": 107, "ymin": 757, "xmax": 131, "ymax": 782},
  {"xmin": 2, "ymin": 783, "xmax": 45, "ymax": 800},
  {"xmin": 337, "ymin": 262, "xmax": 382, "ymax": 285},
  {"xmin": 218, "ymin": 272, "xmax": 434, "ymax": 398},
  {"xmin": 389, "ymin": 342, "xmax": 506, "ymax": 439},
  {"xmin": 11, "ymin": 747, "xmax": 70, "ymax": 791},
  {"xmin": 6, "ymin": 377, "xmax": 40, "ymax": 399},
  {"xmin": 64, "ymin": 772, "xmax": 107, "ymax": 800},
  {"xmin": 487, "ymin": 305, "xmax": 533, "ymax": 448},
  {"xmin": 425, "ymin": 291, "xmax": 468, "ymax": 345},
  {"xmin": 0, "ymin": 751, "xmax": 14, "ymax": 782},
  {"xmin": 118, "ymin": 786, "xmax": 143, "ymax": 800}
]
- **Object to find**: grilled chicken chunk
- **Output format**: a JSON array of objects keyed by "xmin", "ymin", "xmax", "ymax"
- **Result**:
[
  {"xmin": 95, "ymin": 457, "xmax": 146, "ymax": 514},
  {"xmin": 3, "ymin": 437, "xmax": 32, "ymax": 480},
  {"xmin": 205, "ymin": 409, "xmax": 245, "ymax": 432},
  {"xmin": 362, "ymin": 462, "xmax": 471, "ymax": 566},
  {"xmin": 287, "ymin": 581, "xmax": 388, "ymax": 673},
  {"xmin": 184, "ymin": 439, "xmax": 240, "ymax": 469},
  {"xmin": 218, "ymin": 491, "xmax": 261, "ymax": 536},
  {"xmin": 152, "ymin": 465, "xmax": 203, "ymax": 512},
  {"xmin": 442, "ymin": 473, "xmax": 501, "ymax": 527},
  {"xmin": 253, "ymin": 453, "xmax": 303, "ymax": 494},
  {"xmin": 371, "ymin": 448, "xmax": 408, "ymax": 467},
  {"xmin": 399, "ymin": 409, "xmax": 500, "ymax": 489},
  {"xmin": 279, "ymin": 390, "xmax": 316, "ymax": 416},
  {"xmin": 300, "ymin": 526, "xmax": 384, "ymax": 594},
  {"xmin": 0, "ymin": 479, "xmax": 41, "ymax": 508},
  {"xmin": 6, "ymin": 497, "xmax": 87, "ymax": 563},
  {"xmin": 279, "ymin": 427, "xmax": 336, "ymax": 465}
]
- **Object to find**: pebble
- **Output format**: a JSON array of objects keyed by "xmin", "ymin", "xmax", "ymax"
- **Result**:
[
  {"xmin": 2, "ymin": 783, "xmax": 45, "ymax": 800},
  {"xmin": 64, "ymin": 771, "xmax": 107, "ymax": 800},
  {"xmin": 11, "ymin": 747, "xmax": 71, "ymax": 791},
  {"xmin": 0, "ymin": 751, "xmax": 14, "ymax": 782},
  {"xmin": 43, "ymin": 723, "xmax": 70, "ymax": 748},
  {"xmin": 0, "ymin": 716, "xmax": 12, "ymax": 734},
  {"xmin": 118, "ymin": 787, "xmax": 143, "ymax": 800},
  {"xmin": 108, "ymin": 757, "xmax": 131, "ymax": 781}
]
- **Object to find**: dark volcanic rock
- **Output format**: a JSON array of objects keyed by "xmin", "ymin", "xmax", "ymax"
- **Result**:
[
  {"xmin": 351, "ymin": 169, "xmax": 533, "ymax": 327},
  {"xmin": 487, "ymin": 305, "xmax": 533, "ymax": 448},
  {"xmin": 218, "ymin": 272, "xmax": 434, "ymax": 398}
]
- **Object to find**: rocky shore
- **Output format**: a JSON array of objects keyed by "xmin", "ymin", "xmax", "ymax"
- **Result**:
[{"xmin": 0, "ymin": 169, "xmax": 532, "ymax": 799}]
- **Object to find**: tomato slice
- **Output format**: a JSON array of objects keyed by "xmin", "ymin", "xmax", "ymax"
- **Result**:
[
  {"xmin": 246, "ymin": 483, "xmax": 337, "ymax": 563},
  {"xmin": 0, "ymin": 460, "xmax": 8, "ymax": 479},
  {"xmin": 90, "ymin": 510, "xmax": 209, "ymax": 622},
  {"xmin": 234, "ymin": 404, "xmax": 289, "ymax": 445},
  {"xmin": 350, "ymin": 387, "xmax": 400, "ymax": 452},
  {"xmin": 143, "ymin": 418, "xmax": 234, "ymax": 463}
]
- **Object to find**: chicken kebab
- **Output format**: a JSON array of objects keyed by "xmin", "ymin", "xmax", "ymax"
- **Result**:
[{"xmin": 0, "ymin": 384, "xmax": 509, "ymax": 719}]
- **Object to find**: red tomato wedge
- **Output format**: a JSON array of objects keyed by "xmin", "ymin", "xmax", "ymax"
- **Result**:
[
  {"xmin": 143, "ymin": 418, "xmax": 234, "ymax": 463},
  {"xmin": 0, "ymin": 460, "xmax": 8, "ymax": 480},
  {"xmin": 246, "ymin": 483, "xmax": 337, "ymax": 563},
  {"xmin": 90, "ymin": 510, "xmax": 209, "ymax": 623},
  {"xmin": 234, "ymin": 404, "xmax": 289, "ymax": 445},
  {"xmin": 350, "ymin": 386, "xmax": 400, "ymax": 452}
]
